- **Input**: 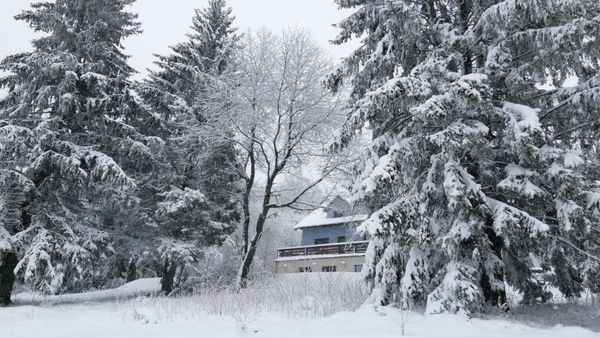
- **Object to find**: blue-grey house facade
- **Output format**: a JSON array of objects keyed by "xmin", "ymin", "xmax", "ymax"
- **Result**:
[
  {"xmin": 275, "ymin": 196, "xmax": 369, "ymax": 274},
  {"xmin": 300, "ymin": 224, "xmax": 365, "ymax": 246}
]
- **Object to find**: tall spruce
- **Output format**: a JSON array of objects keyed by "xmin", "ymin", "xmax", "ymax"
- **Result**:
[
  {"xmin": 0, "ymin": 0, "xmax": 161, "ymax": 302},
  {"xmin": 140, "ymin": 0, "xmax": 239, "ymax": 120},
  {"xmin": 138, "ymin": 0, "xmax": 242, "ymax": 293},
  {"xmin": 331, "ymin": 0, "xmax": 600, "ymax": 314}
]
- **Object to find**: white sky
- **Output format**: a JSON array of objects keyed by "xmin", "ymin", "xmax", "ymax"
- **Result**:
[{"xmin": 0, "ymin": 0, "xmax": 358, "ymax": 80}]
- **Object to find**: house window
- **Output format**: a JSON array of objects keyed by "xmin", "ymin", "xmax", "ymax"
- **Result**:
[
  {"xmin": 315, "ymin": 238, "xmax": 329, "ymax": 245},
  {"xmin": 298, "ymin": 267, "xmax": 312, "ymax": 273},
  {"xmin": 354, "ymin": 264, "xmax": 363, "ymax": 273},
  {"xmin": 322, "ymin": 266, "xmax": 337, "ymax": 272},
  {"xmin": 337, "ymin": 236, "xmax": 346, "ymax": 243}
]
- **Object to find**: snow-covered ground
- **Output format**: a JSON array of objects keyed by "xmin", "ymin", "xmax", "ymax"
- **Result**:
[
  {"xmin": 12, "ymin": 278, "xmax": 161, "ymax": 305},
  {"xmin": 1, "ymin": 274, "xmax": 598, "ymax": 338},
  {"xmin": 1, "ymin": 302, "xmax": 598, "ymax": 338}
]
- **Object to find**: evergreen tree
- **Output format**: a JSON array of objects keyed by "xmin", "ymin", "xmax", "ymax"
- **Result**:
[
  {"xmin": 138, "ymin": 0, "xmax": 242, "ymax": 292},
  {"xmin": 140, "ymin": 0, "xmax": 239, "ymax": 121},
  {"xmin": 330, "ymin": 0, "xmax": 600, "ymax": 314},
  {"xmin": 0, "ymin": 0, "xmax": 160, "ymax": 301}
]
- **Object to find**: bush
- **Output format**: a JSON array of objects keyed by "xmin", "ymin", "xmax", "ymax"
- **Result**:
[{"xmin": 126, "ymin": 272, "xmax": 369, "ymax": 323}]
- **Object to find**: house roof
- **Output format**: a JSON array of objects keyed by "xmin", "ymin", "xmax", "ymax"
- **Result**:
[
  {"xmin": 323, "ymin": 196, "xmax": 352, "ymax": 213},
  {"xmin": 293, "ymin": 210, "xmax": 369, "ymax": 229}
]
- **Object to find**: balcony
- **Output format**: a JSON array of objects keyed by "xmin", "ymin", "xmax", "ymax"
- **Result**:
[{"xmin": 277, "ymin": 241, "xmax": 369, "ymax": 258}]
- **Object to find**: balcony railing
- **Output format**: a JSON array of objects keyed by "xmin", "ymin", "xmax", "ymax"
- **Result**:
[{"xmin": 277, "ymin": 241, "xmax": 369, "ymax": 258}]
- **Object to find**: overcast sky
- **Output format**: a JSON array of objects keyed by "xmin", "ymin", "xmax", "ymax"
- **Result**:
[{"xmin": 0, "ymin": 0, "xmax": 358, "ymax": 80}]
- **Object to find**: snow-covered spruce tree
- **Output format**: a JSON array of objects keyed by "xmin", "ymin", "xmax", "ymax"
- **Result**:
[
  {"xmin": 330, "ymin": 0, "xmax": 600, "ymax": 314},
  {"xmin": 138, "ymin": 0, "xmax": 242, "ymax": 293},
  {"xmin": 144, "ymin": 184, "xmax": 239, "ymax": 294},
  {"xmin": 0, "ymin": 0, "xmax": 161, "ymax": 301},
  {"xmin": 140, "ymin": 0, "xmax": 239, "ymax": 121}
]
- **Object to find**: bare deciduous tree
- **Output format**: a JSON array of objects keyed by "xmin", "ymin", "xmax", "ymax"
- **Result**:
[{"xmin": 214, "ymin": 28, "xmax": 358, "ymax": 288}]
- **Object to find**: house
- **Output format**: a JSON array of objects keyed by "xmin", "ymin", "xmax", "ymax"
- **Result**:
[{"xmin": 275, "ymin": 196, "xmax": 369, "ymax": 273}]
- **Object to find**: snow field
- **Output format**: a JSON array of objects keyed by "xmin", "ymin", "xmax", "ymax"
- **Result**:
[
  {"xmin": 1, "ymin": 299, "xmax": 598, "ymax": 338},
  {"xmin": 1, "ymin": 273, "xmax": 598, "ymax": 337}
]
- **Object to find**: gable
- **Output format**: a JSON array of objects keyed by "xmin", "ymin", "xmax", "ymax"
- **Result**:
[{"xmin": 324, "ymin": 196, "xmax": 352, "ymax": 217}]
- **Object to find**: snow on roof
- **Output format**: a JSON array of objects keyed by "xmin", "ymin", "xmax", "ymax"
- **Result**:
[{"xmin": 294, "ymin": 210, "xmax": 369, "ymax": 229}]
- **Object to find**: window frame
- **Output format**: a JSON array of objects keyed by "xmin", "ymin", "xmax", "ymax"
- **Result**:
[
  {"xmin": 321, "ymin": 265, "xmax": 337, "ymax": 272},
  {"xmin": 314, "ymin": 238, "xmax": 330, "ymax": 245}
]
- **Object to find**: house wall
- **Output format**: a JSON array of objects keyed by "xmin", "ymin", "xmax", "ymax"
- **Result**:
[
  {"xmin": 275, "ymin": 255, "xmax": 365, "ymax": 273},
  {"xmin": 300, "ymin": 223, "xmax": 365, "ymax": 245}
]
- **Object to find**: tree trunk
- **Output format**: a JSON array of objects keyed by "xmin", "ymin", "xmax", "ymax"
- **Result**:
[
  {"xmin": 126, "ymin": 259, "xmax": 137, "ymax": 283},
  {"xmin": 482, "ymin": 226, "xmax": 508, "ymax": 310},
  {"xmin": 237, "ymin": 240, "xmax": 257, "ymax": 289},
  {"xmin": 237, "ymin": 212, "xmax": 268, "ymax": 289},
  {"xmin": 160, "ymin": 258, "xmax": 177, "ymax": 295},
  {"xmin": 0, "ymin": 252, "xmax": 18, "ymax": 306}
]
